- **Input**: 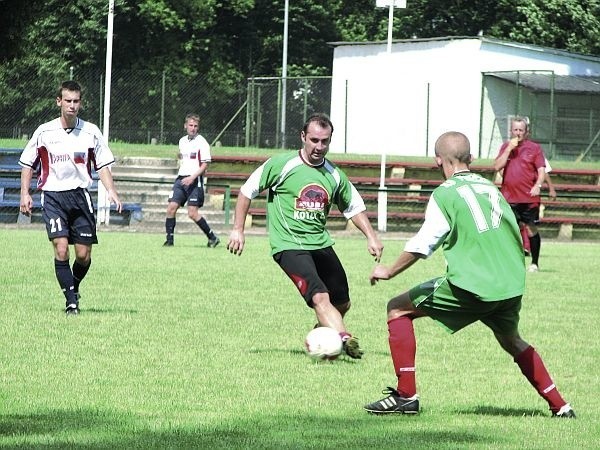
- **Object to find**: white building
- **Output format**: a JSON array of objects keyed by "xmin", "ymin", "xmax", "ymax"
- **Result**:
[{"xmin": 329, "ymin": 36, "xmax": 600, "ymax": 160}]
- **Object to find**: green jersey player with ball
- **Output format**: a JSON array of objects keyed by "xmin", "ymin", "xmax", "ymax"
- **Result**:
[{"xmin": 227, "ymin": 113, "xmax": 383, "ymax": 359}]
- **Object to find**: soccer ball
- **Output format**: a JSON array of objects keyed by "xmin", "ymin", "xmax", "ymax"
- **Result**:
[{"xmin": 305, "ymin": 327, "xmax": 343, "ymax": 360}]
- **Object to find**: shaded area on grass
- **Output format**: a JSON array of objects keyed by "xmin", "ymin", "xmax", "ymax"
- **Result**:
[{"xmin": 0, "ymin": 408, "xmax": 499, "ymax": 449}]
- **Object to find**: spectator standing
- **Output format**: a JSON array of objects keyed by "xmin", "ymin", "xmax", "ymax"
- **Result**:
[
  {"xmin": 19, "ymin": 80, "xmax": 122, "ymax": 315},
  {"xmin": 164, "ymin": 113, "xmax": 219, "ymax": 248},
  {"xmin": 227, "ymin": 113, "xmax": 383, "ymax": 359},
  {"xmin": 494, "ymin": 117, "xmax": 546, "ymax": 272}
]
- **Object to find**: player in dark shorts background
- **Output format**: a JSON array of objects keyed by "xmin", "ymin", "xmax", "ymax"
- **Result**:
[{"xmin": 164, "ymin": 113, "xmax": 219, "ymax": 248}]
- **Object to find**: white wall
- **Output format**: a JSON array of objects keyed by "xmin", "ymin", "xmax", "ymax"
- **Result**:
[{"xmin": 329, "ymin": 38, "xmax": 600, "ymax": 158}]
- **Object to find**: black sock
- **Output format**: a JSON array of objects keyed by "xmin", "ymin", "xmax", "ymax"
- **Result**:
[
  {"xmin": 165, "ymin": 217, "xmax": 176, "ymax": 243},
  {"xmin": 196, "ymin": 217, "xmax": 215, "ymax": 239},
  {"xmin": 530, "ymin": 233, "xmax": 541, "ymax": 265},
  {"xmin": 54, "ymin": 259, "xmax": 76, "ymax": 305},
  {"xmin": 72, "ymin": 259, "xmax": 91, "ymax": 294}
]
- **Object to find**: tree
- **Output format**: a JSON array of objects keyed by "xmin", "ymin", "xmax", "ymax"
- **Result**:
[{"xmin": 489, "ymin": 0, "xmax": 600, "ymax": 55}]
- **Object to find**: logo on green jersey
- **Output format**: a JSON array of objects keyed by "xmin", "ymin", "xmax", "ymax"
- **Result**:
[{"xmin": 294, "ymin": 184, "xmax": 329, "ymax": 220}]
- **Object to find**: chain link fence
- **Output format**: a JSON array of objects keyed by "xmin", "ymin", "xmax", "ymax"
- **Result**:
[
  {"xmin": 0, "ymin": 68, "xmax": 332, "ymax": 149},
  {"xmin": 481, "ymin": 71, "xmax": 600, "ymax": 161}
]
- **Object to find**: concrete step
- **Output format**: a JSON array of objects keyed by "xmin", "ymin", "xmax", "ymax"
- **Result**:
[
  {"xmin": 117, "ymin": 157, "xmax": 176, "ymax": 167},
  {"xmin": 113, "ymin": 165, "xmax": 177, "ymax": 176},
  {"xmin": 100, "ymin": 160, "xmax": 235, "ymax": 231}
]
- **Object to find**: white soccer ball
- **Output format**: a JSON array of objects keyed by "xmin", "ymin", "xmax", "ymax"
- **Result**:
[{"xmin": 305, "ymin": 327, "xmax": 343, "ymax": 360}]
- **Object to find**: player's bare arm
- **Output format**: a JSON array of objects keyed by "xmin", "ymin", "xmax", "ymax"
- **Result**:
[
  {"xmin": 182, "ymin": 162, "xmax": 208, "ymax": 186},
  {"xmin": 227, "ymin": 194, "xmax": 252, "ymax": 255},
  {"xmin": 370, "ymin": 251, "xmax": 420, "ymax": 285},
  {"xmin": 530, "ymin": 167, "xmax": 546, "ymax": 196},
  {"xmin": 98, "ymin": 167, "xmax": 122, "ymax": 213},
  {"xmin": 19, "ymin": 166, "xmax": 33, "ymax": 215},
  {"xmin": 349, "ymin": 211, "xmax": 384, "ymax": 262}
]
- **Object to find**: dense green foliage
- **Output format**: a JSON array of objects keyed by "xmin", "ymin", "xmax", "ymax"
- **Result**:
[
  {"xmin": 0, "ymin": 230, "xmax": 597, "ymax": 447},
  {"xmin": 1, "ymin": 0, "xmax": 599, "ymax": 82}
]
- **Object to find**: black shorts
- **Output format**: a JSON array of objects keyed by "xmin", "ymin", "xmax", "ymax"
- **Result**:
[
  {"xmin": 41, "ymin": 188, "xmax": 98, "ymax": 244},
  {"xmin": 273, "ymin": 247, "xmax": 350, "ymax": 307},
  {"xmin": 168, "ymin": 176, "xmax": 204, "ymax": 207},
  {"xmin": 510, "ymin": 203, "xmax": 540, "ymax": 225}
]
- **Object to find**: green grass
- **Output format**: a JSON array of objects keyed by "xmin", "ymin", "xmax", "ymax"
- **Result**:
[{"xmin": 0, "ymin": 228, "xmax": 597, "ymax": 448}]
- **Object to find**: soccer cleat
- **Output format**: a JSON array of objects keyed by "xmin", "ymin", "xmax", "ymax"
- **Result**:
[
  {"xmin": 553, "ymin": 404, "xmax": 576, "ymax": 418},
  {"xmin": 364, "ymin": 387, "xmax": 420, "ymax": 415},
  {"xmin": 163, "ymin": 241, "xmax": 174, "ymax": 247},
  {"xmin": 207, "ymin": 236, "xmax": 220, "ymax": 248},
  {"xmin": 528, "ymin": 263, "xmax": 539, "ymax": 272},
  {"xmin": 65, "ymin": 303, "xmax": 80, "ymax": 315},
  {"xmin": 342, "ymin": 335, "xmax": 363, "ymax": 359}
]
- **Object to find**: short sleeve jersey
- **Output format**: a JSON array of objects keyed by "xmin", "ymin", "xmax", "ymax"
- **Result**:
[
  {"xmin": 177, "ymin": 134, "xmax": 211, "ymax": 176},
  {"xmin": 496, "ymin": 139, "xmax": 546, "ymax": 204},
  {"xmin": 406, "ymin": 172, "xmax": 525, "ymax": 301},
  {"xmin": 19, "ymin": 117, "xmax": 115, "ymax": 191},
  {"xmin": 240, "ymin": 151, "xmax": 366, "ymax": 254}
]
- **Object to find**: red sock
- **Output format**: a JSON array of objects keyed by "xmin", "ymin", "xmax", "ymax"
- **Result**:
[
  {"xmin": 521, "ymin": 226, "xmax": 530, "ymax": 253},
  {"xmin": 388, "ymin": 316, "xmax": 416, "ymax": 398},
  {"xmin": 515, "ymin": 346, "xmax": 567, "ymax": 413}
]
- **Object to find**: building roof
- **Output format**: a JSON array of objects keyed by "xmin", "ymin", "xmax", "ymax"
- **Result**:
[
  {"xmin": 486, "ymin": 72, "xmax": 600, "ymax": 94},
  {"xmin": 328, "ymin": 36, "xmax": 600, "ymax": 64}
]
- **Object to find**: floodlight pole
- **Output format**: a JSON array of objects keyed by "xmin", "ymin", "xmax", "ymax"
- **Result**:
[
  {"xmin": 375, "ymin": 0, "xmax": 407, "ymax": 232},
  {"xmin": 280, "ymin": 0, "xmax": 289, "ymax": 149},
  {"xmin": 378, "ymin": 1, "xmax": 395, "ymax": 232},
  {"xmin": 98, "ymin": 0, "xmax": 115, "ymax": 225}
]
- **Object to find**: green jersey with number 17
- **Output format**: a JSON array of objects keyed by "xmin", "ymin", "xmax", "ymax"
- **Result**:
[
  {"xmin": 419, "ymin": 172, "xmax": 525, "ymax": 301},
  {"xmin": 239, "ymin": 151, "xmax": 366, "ymax": 254}
]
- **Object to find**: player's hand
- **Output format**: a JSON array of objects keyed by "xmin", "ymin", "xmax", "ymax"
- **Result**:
[
  {"xmin": 370, "ymin": 264, "xmax": 391, "ymax": 285},
  {"xmin": 20, "ymin": 193, "xmax": 33, "ymax": 216},
  {"xmin": 367, "ymin": 236, "xmax": 384, "ymax": 262},
  {"xmin": 227, "ymin": 229, "xmax": 245, "ymax": 256},
  {"xmin": 181, "ymin": 176, "xmax": 194, "ymax": 186},
  {"xmin": 508, "ymin": 136, "xmax": 519, "ymax": 149},
  {"xmin": 549, "ymin": 187, "xmax": 557, "ymax": 201},
  {"xmin": 108, "ymin": 189, "xmax": 122, "ymax": 213}
]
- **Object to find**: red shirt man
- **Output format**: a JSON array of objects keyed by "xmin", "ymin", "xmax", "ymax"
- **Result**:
[{"xmin": 494, "ymin": 117, "xmax": 546, "ymax": 272}]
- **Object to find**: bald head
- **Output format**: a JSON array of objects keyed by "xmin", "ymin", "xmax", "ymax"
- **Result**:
[{"xmin": 434, "ymin": 131, "xmax": 471, "ymax": 164}]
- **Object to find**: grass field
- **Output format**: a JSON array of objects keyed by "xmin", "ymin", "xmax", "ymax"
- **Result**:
[{"xmin": 0, "ymin": 228, "xmax": 597, "ymax": 449}]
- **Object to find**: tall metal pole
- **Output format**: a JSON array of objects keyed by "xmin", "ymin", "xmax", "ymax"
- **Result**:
[
  {"xmin": 281, "ymin": 0, "xmax": 289, "ymax": 149},
  {"xmin": 98, "ymin": 0, "xmax": 115, "ymax": 225},
  {"xmin": 377, "ymin": 1, "xmax": 395, "ymax": 232},
  {"xmin": 375, "ymin": 0, "xmax": 406, "ymax": 232}
]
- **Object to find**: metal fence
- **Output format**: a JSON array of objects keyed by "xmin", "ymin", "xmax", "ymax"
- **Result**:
[
  {"xmin": 0, "ymin": 67, "xmax": 332, "ymax": 150},
  {"xmin": 481, "ymin": 71, "xmax": 600, "ymax": 161}
]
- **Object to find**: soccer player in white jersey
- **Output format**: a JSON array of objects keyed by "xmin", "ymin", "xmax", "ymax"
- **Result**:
[
  {"xmin": 163, "ymin": 114, "xmax": 219, "ymax": 248},
  {"xmin": 364, "ymin": 132, "xmax": 574, "ymax": 418},
  {"xmin": 227, "ymin": 113, "xmax": 384, "ymax": 359},
  {"xmin": 19, "ymin": 80, "xmax": 122, "ymax": 315}
]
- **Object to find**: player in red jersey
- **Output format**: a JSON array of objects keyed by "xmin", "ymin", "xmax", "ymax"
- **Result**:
[{"xmin": 494, "ymin": 117, "xmax": 547, "ymax": 272}]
